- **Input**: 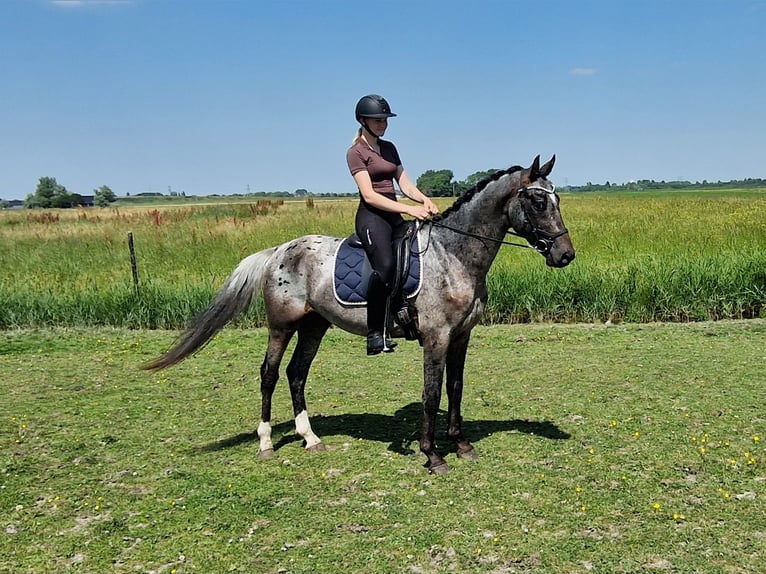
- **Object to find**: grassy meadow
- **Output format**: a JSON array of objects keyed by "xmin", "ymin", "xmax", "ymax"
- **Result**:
[
  {"xmin": 2, "ymin": 321, "xmax": 765, "ymax": 573},
  {"xmin": 1, "ymin": 188, "xmax": 765, "ymax": 328},
  {"xmin": 2, "ymin": 190, "xmax": 765, "ymax": 573}
]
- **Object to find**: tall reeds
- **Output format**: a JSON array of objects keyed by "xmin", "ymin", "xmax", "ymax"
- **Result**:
[{"xmin": 1, "ymin": 192, "xmax": 763, "ymax": 328}]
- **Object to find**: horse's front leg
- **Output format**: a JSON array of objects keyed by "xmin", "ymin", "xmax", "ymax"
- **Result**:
[
  {"xmin": 420, "ymin": 334, "xmax": 449, "ymax": 474},
  {"xmin": 446, "ymin": 331, "xmax": 478, "ymax": 461}
]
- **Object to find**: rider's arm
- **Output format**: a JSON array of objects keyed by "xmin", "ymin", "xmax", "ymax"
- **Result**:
[
  {"xmin": 396, "ymin": 167, "xmax": 439, "ymax": 216},
  {"xmin": 353, "ymin": 170, "xmax": 425, "ymax": 218}
]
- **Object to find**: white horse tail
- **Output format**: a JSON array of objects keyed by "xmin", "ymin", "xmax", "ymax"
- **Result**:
[{"xmin": 142, "ymin": 247, "xmax": 277, "ymax": 371}]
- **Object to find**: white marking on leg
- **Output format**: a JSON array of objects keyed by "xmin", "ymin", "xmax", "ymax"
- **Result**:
[
  {"xmin": 295, "ymin": 410, "xmax": 322, "ymax": 449},
  {"xmin": 257, "ymin": 421, "xmax": 273, "ymax": 452}
]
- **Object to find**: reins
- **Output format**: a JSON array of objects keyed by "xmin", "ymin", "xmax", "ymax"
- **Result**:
[
  {"xmin": 416, "ymin": 184, "xmax": 568, "ymax": 256},
  {"xmin": 426, "ymin": 219, "xmax": 538, "ymax": 250}
]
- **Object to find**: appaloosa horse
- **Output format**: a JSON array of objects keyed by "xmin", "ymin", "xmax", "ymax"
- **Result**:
[{"xmin": 143, "ymin": 155, "xmax": 574, "ymax": 473}]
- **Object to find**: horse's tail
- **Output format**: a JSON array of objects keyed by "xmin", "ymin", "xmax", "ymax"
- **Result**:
[{"xmin": 141, "ymin": 247, "xmax": 277, "ymax": 371}]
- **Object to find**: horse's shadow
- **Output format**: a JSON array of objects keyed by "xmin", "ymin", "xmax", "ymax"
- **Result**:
[{"xmin": 198, "ymin": 402, "xmax": 570, "ymax": 456}]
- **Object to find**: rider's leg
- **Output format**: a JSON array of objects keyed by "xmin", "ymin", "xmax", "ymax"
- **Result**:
[
  {"xmin": 365, "ymin": 271, "xmax": 396, "ymax": 355},
  {"xmin": 356, "ymin": 209, "xmax": 399, "ymax": 355}
]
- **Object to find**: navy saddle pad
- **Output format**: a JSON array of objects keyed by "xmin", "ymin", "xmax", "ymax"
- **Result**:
[{"xmin": 333, "ymin": 233, "xmax": 422, "ymax": 306}]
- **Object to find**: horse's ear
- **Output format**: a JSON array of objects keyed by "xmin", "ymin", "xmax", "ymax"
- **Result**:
[
  {"xmin": 530, "ymin": 155, "xmax": 541, "ymax": 177},
  {"xmin": 539, "ymin": 154, "xmax": 556, "ymax": 178},
  {"xmin": 523, "ymin": 155, "xmax": 542, "ymax": 185}
]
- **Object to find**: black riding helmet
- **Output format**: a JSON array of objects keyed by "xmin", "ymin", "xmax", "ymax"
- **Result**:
[{"xmin": 355, "ymin": 94, "xmax": 397, "ymax": 122}]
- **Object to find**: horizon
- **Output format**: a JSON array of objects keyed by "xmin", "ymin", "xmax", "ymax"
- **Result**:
[
  {"xmin": 4, "ymin": 170, "xmax": 764, "ymax": 202},
  {"xmin": 7, "ymin": 173, "xmax": 762, "ymax": 206}
]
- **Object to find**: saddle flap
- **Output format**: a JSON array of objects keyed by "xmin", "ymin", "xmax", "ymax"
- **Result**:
[{"xmin": 333, "ymin": 230, "xmax": 422, "ymax": 306}]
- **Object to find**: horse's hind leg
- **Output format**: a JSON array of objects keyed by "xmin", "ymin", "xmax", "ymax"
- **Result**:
[
  {"xmin": 446, "ymin": 332, "xmax": 478, "ymax": 461},
  {"xmin": 258, "ymin": 328, "xmax": 295, "ymax": 459},
  {"xmin": 286, "ymin": 313, "xmax": 331, "ymax": 453}
]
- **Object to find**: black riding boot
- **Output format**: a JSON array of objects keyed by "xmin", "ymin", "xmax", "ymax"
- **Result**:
[{"xmin": 366, "ymin": 272, "xmax": 397, "ymax": 355}]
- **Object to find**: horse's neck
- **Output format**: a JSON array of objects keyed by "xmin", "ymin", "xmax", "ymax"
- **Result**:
[{"xmin": 434, "ymin": 187, "xmax": 511, "ymax": 273}]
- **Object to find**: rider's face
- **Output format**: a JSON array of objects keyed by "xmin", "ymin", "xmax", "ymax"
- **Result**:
[{"xmin": 365, "ymin": 117, "xmax": 388, "ymax": 137}]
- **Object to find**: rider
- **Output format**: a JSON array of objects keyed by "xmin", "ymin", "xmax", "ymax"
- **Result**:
[{"xmin": 346, "ymin": 94, "xmax": 439, "ymax": 356}]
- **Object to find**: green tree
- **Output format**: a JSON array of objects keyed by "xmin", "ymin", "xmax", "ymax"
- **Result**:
[
  {"xmin": 26, "ymin": 176, "xmax": 59, "ymax": 208},
  {"xmin": 294, "ymin": 188, "xmax": 309, "ymax": 197},
  {"xmin": 461, "ymin": 169, "xmax": 500, "ymax": 190},
  {"xmin": 94, "ymin": 185, "xmax": 116, "ymax": 207},
  {"xmin": 25, "ymin": 177, "xmax": 81, "ymax": 208},
  {"xmin": 416, "ymin": 169, "xmax": 454, "ymax": 197},
  {"xmin": 52, "ymin": 190, "xmax": 82, "ymax": 208}
]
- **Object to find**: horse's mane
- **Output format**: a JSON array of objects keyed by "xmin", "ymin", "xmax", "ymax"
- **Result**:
[{"xmin": 430, "ymin": 165, "xmax": 524, "ymax": 222}]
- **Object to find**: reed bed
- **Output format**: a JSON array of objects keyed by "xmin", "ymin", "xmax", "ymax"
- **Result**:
[{"xmin": 1, "ymin": 191, "xmax": 764, "ymax": 328}]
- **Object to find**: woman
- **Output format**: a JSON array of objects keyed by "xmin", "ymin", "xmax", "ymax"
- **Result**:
[{"xmin": 346, "ymin": 94, "xmax": 439, "ymax": 356}]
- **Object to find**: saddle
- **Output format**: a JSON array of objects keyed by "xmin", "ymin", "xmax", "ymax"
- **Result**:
[{"xmin": 333, "ymin": 222, "xmax": 423, "ymax": 343}]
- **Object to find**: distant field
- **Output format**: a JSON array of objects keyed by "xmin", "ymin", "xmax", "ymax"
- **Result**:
[{"xmin": 1, "ymin": 189, "xmax": 764, "ymax": 328}]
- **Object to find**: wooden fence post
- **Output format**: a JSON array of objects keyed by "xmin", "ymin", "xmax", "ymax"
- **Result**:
[{"xmin": 127, "ymin": 231, "xmax": 139, "ymax": 293}]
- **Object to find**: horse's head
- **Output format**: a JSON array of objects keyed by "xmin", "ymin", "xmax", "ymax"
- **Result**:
[{"xmin": 510, "ymin": 155, "xmax": 575, "ymax": 268}]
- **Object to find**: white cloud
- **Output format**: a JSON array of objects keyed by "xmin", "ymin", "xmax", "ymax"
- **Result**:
[{"xmin": 570, "ymin": 67, "xmax": 597, "ymax": 76}]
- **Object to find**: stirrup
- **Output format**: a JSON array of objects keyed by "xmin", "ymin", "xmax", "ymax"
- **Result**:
[
  {"xmin": 395, "ymin": 305, "xmax": 422, "ymax": 344},
  {"xmin": 367, "ymin": 332, "xmax": 397, "ymax": 355}
]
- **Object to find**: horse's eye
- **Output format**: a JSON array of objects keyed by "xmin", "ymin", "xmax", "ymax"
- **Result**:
[{"xmin": 532, "ymin": 196, "xmax": 547, "ymax": 211}]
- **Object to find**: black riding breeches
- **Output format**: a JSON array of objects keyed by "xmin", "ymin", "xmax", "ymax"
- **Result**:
[{"xmin": 355, "ymin": 205, "xmax": 406, "ymax": 288}]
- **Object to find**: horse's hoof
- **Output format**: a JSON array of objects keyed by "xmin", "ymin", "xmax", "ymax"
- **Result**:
[
  {"xmin": 306, "ymin": 442, "xmax": 327, "ymax": 453},
  {"xmin": 429, "ymin": 462, "xmax": 451, "ymax": 475},
  {"xmin": 259, "ymin": 448, "xmax": 275, "ymax": 460},
  {"xmin": 457, "ymin": 447, "xmax": 479, "ymax": 461}
]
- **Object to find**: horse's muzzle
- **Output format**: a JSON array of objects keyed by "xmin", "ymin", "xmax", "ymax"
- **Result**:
[{"xmin": 545, "ymin": 236, "xmax": 575, "ymax": 268}]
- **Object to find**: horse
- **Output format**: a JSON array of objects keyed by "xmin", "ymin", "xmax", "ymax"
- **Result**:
[{"xmin": 143, "ymin": 155, "xmax": 575, "ymax": 474}]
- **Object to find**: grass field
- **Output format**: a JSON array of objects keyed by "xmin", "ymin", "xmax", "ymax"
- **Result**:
[
  {"xmin": 2, "ymin": 321, "xmax": 765, "ymax": 573},
  {"xmin": 1, "ymin": 188, "xmax": 765, "ymax": 328}
]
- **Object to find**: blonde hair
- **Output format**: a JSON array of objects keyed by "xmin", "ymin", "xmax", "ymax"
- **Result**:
[{"xmin": 352, "ymin": 127, "xmax": 363, "ymax": 144}]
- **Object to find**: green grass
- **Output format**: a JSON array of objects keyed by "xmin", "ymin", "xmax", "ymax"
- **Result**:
[
  {"xmin": 485, "ymin": 189, "xmax": 766, "ymax": 322},
  {"xmin": 2, "ymin": 321, "xmax": 765, "ymax": 573},
  {"xmin": 1, "ymin": 189, "xmax": 765, "ymax": 327}
]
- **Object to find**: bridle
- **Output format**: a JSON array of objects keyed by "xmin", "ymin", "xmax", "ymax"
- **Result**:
[
  {"xmin": 423, "ymin": 183, "xmax": 569, "ymax": 256},
  {"xmin": 515, "ymin": 184, "xmax": 570, "ymax": 255}
]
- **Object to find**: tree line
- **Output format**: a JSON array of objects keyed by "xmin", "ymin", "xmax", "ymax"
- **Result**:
[
  {"xmin": 416, "ymin": 171, "xmax": 766, "ymax": 196},
  {"xmin": 567, "ymin": 178, "xmax": 766, "ymax": 192},
  {"xmin": 415, "ymin": 169, "xmax": 500, "ymax": 197},
  {"xmin": 4, "ymin": 172, "xmax": 766, "ymax": 210},
  {"xmin": 18, "ymin": 177, "xmax": 116, "ymax": 208},
  {"xmin": 415, "ymin": 171, "xmax": 766, "ymax": 195}
]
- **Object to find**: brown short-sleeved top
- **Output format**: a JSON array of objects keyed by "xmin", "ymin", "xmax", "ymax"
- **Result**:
[{"xmin": 346, "ymin": 138, "xmax": 402, "ymax": 202}]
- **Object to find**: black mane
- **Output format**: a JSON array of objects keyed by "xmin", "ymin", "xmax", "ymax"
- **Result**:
[{"xmin": 430, "ymin": 165, "xmax": 524, "ymax": 222}]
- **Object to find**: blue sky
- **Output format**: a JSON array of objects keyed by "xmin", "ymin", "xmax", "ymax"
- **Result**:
[{"xmin": 1, "ymin": 0, "xmax": 764, "ymax": 200}]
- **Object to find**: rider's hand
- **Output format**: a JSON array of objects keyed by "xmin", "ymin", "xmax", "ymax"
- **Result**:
[
  {"xmin": 408, "ymin": 205, "xmax": 431, "ymax": 220},
  {"xmin": 423, "ymin": 197, "xmax": 439, "ymax": 216}
]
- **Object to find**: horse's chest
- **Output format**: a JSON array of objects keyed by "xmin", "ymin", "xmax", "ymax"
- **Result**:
[{"xmin": 439, "ymin": 284, "xmax": 486, "ymax": 329}]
